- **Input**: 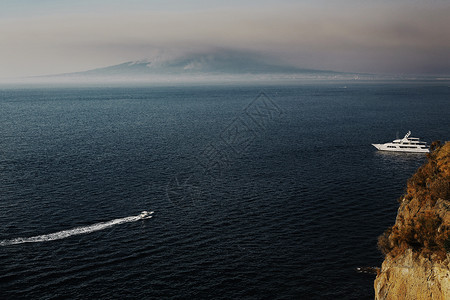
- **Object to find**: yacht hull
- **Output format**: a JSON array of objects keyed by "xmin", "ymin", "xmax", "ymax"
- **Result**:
[{"xmin": 372, "ymin": 143, "xmax": 429, "ymax": 153}]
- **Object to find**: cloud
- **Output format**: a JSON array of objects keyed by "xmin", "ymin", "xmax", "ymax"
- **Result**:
[{"xmin": 1, "ymin": 2, "xmax": 450, "ymax": 77}]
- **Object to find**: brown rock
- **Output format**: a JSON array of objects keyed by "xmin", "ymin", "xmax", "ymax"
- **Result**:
[
  {"xmin": 375, "ymin": 142, "xmax": 450, "ymax": 299},
  {"xmin": 375, "ymin": 250, "xmax": 449, "ymax": 300}
]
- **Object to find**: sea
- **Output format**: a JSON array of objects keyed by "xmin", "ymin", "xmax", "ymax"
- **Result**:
[{"xmin": 0, "ymin": 82, "xmax": 449, "ymax": 299}]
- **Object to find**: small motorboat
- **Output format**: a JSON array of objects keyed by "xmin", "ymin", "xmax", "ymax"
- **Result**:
[{"xmin": 139, "ymin": 211, "xmax": 154, "ymax": 219}]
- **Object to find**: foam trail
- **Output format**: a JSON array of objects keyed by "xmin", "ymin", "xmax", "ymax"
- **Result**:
[{"xmin": 0, "ymin": 211, "xmax": 153, "ymax": 246}]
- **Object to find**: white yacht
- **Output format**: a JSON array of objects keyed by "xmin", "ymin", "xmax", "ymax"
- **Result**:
[{"xmin": 372, "ymin": 131, "xmax": 429, "ymax": 153}]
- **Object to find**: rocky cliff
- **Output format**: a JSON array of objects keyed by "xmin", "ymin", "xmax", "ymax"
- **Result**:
[{"xmin": 374, "ymin": 141, "xmax": 450, "ymax": 300}]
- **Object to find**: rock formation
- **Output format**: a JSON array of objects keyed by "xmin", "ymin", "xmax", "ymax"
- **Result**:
[{"xmin": 374, "ymin": 141, "xmax": 449, "ymax": 300}]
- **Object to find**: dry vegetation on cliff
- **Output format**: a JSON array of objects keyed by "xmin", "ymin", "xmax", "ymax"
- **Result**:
[{"xmin": 378, "ymin": 141, "xmax": 450, "ymax": 261}]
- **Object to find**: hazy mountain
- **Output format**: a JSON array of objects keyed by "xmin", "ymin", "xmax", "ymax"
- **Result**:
[
  {"xmin": 39, "ymin": 50, "xmax": 353, "ymax": 82},
  {"xmin": 68, "ymin": 52, "xmax": 332, "ymax": 76},
  {"xmin": 8, "ymin": 50, "xmax": 439, "ymax": 86},
  {"xmin": 27, "ymin": 50, "xmax": 376, "ymax": 84}
]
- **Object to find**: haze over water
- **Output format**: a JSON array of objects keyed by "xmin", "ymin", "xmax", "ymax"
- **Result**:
[{"xmin": 2, "ymin": 0, "xmax": 450, "ymax": 78}]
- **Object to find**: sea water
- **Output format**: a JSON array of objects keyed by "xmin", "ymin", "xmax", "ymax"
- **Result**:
[{"xmin": 0, "ymin": 83, "xmax": 449, "ymax": 299}]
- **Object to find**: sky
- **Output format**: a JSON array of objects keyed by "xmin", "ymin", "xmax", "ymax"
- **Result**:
[{"xmin": 1, "ymin": 0, "xmax": 450, "ymax": 78}]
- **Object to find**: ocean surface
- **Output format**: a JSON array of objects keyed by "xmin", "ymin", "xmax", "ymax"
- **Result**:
[{"xmin": 0, "ymin": 82, "xmax": 449, "ymax": 299}]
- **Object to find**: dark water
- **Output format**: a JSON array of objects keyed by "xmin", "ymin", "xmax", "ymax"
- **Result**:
[{"xmin": 0, "ymin": 83, "xmax": 449, "ymax": 299}]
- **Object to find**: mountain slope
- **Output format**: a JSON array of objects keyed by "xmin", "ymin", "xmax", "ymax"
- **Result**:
[
  {"xmin": 72, "ymin": 52, "xmax": 333, "ymax": 76},
  {"xmin": 47, "ymin": 50, "xmax": 347, "ymax": 82}
]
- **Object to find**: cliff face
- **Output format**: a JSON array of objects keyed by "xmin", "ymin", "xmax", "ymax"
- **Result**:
[
  {"xmin": 375, "ymin": 249, "xmax": 449, "ymax": 299},
  {"xmin": 374, "ymin": 142, "xmax": 450, "ymax": 300}
]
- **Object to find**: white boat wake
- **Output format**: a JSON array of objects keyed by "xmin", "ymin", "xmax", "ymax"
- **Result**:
[{"xmin": 0, "ymin": 211, "xmax": 153, "ymax": 246}]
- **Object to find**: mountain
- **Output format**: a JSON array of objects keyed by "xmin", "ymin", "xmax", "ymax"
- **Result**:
[
  {"xmin": 68, "ymin": 52, "xmax": 332, "ymax": 76},
  {"xmin": 11, "ymin": 50, "xmax": 441, "ymax": 85},
  {"xmin": 37, "ymin": 50, "xmax": 357, "ymax": 83}
]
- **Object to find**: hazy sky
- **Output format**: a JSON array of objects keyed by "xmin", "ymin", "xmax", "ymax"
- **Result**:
[{"xmin": 1, "ymin": 0, "xmax": 450, "ymax": 77}]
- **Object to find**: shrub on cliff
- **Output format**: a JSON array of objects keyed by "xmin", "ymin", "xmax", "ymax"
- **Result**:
[{"xmin": 445, "ymin": 238, "xmax": 450, "ymax": 253}]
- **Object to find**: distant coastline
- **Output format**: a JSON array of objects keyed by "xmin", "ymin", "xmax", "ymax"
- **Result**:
[{"xmin": 2, "ymin": 51, "xmax": 449, "ymax": 86}]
